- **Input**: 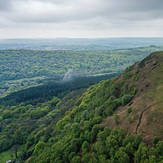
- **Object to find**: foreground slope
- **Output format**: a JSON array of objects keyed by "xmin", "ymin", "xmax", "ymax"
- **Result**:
[{"xmin": 0, "ymin": 52, "xmax": 163, "ymax": 162}]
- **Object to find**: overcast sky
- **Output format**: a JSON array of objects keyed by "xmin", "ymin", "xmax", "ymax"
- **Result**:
[{"xmin": 0, "ymin": 0, "xmax": 163, "ymax": 38}]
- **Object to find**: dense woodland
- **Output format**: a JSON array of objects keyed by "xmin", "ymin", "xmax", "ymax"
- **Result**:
[
  {"xmin": 0, "ymin": 73, "xmax": 118, "ymax": 106},
  {"xmin": 1, "ymin": 46, "xmax": 163, "ymax": 98},
  {"xmin": 1, "ymin": 46, "xmax": 163, "ymax": 82},
  {"xmin": 0, "ymin": 52, "xmax": 163, "ymax": 162}
]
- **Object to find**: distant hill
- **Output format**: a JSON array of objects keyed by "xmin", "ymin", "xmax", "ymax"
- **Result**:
[
  {"xmin": 0, "ymin": 52, "xmax": 163, "ymax": 162},
  {"xmin": 1, "ymin": 38, "xmax": 163, "ymax": 51}
]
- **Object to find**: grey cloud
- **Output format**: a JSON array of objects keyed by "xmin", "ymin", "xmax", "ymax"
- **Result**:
[
  {"xmin": 0, "ymin": 0, "xmax": 12, "ymax": 11},
  {"xmin": 0, "ymin": 0, "xmax": 162, "ymax": 38},
  {"xmin": 1, "ymin": 0, "xmax": 163, "ymax": 23},
  {"xmin": 7, "ymin": 0, "xmax": 107, "ymax": 23}
]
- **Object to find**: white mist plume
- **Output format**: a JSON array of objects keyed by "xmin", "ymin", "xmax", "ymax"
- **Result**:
[{"xmin": 61, "ymin": 68, "xmax": 74, "ymax": 83}]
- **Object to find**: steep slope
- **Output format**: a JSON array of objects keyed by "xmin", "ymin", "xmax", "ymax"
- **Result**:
[
  {"xmin": 102, "ymin": 51, "xmax": 163, "ymax": 144},
  {"xmin": 27, "ymin": 52, "xmax": 163, "ymax": 162}
]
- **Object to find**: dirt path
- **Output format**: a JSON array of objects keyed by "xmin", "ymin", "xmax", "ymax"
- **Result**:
[{"xmin": 135, "ymin": 102, "xmax": 162, "ymax": 135}]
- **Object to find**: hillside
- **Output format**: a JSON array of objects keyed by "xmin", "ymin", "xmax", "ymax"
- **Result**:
[
  {"xmin": 1, "ymin": 46, "xmax": 163, "ymax": 98},
  {"xmin": 102, "ymin": 51, "xmax": 163, "ymax": 143},
  {"xmin": 0, "ymin": 52, "xmax": 163, "ymax": 162}
]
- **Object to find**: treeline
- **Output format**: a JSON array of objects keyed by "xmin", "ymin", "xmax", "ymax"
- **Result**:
[{"xmin": 0, "ymin": 73, "xmax": 118, "ymax": 106}]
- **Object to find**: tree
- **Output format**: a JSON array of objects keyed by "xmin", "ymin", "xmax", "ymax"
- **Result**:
[
  {"xmin": 122, "ymin": 94, "xmax": 133, "ymax": 106},
  {"xmin": 153, "ymin": 136, "xmax": 158, "ymax": 144},
  {"xmin": 82, "ymin": 141, "xmax": 89, "ymax": 151},
  {"xmin": 114, "ymin": 147, "xmax": 130, "ymax": 163},
  {"xmin": 97, "ymin": 127, "xmax": 111, "ymax": 142},
  {"xmin": 126, "ymin": 142, "xmax": 135, "ymax": 155},
  {"xmin": 71, "ymin": 156, "xmax": 81, "ymax": 163},
  {"xmin": 68, "ymin": 152, "xmax": 76, "ymax": 162},
  {"xmin": 33, "ymin": 142, "xmax": 46, "ymax": 156},
  {"xmin": 156, "ymin": 141, "xmax": 163, "ymax": 155},
  {"xmin": 149, "ymin": 155, "xmax": 157, "ymax": 163},
  {"xmin": 127, "ymin": 107, "xmax": 132, "ymax": 114},
  {"xmin": 134, "ymin": 135, "xmax": 143, "ymax": 148},
  {"xmin": 114, "ymin": 114, "xmax": 120, "ymax": 124},
  {"xmin": 82, "ymin": 153, "xmax": 92, "ymax": 163},
  {"xmin": 56, "ymin": 116, "xmax": 71, "ymax": 130}
]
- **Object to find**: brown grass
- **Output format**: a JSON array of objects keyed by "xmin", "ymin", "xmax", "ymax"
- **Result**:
[{"xmin": 101, "ymin": 52, "xmax": 163, "ymax": 144}]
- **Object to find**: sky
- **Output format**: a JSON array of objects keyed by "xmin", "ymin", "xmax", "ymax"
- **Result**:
[{"xmin": 0, "ymin": 0, "xmax": 163, "ymax": 38}]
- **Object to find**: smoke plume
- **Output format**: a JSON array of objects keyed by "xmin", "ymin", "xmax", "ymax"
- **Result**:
[{"xmin": 60, "ymin": 68, "xmax": 74, "ymax": 83}]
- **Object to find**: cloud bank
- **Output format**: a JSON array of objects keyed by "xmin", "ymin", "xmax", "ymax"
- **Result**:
[{"xmin": 0, "ymin": 0, "xmax": 163, "ymax": 38}]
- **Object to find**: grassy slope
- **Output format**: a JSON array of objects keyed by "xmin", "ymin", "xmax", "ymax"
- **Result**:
[{"xmin": 102, "ymin": 51, "xmax": 163, "ymax": 144}]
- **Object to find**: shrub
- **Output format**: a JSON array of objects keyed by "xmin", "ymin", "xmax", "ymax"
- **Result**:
[
  {"xmin": 56, "ymin": 116, "xmax": 71, "ymax": 130},
  {"xmin": 153, "ymin": 136, "xmax": 158, "ymax": 144},
  {"xmin": 153, "ymin": 117, "xmax": 156, "ymax": 122},
  {"xmin": 124, "ymin": 72, "xmax": 132, "ymax": 79},
  {"xmin": 34, "ymin": 142, "xmax": 46, "ymax": 156},
  {"xmin": 135, "ymin": 70, "xmax": 139, "ymax": 74},
  {"xmin": 133, "ymin": 87, "xmax": 138, "ymax": 95},
  {"xmin": 71, "ymin": 156, "xmax": 81, "ymax": 163},
  {"xmin": 122, "ymin": 94, "xmax": 133, "ymax": 106},
  {"xmin": 127, "ymin": 107, "xmax": 132, "ymax": 114},
  {"xmin": 157, "ymin": 141, "xmax": 163, "ymax": 155},
  {"xmin": 51, "ymin": 97, "xmax": 60, "ymax": 107},
  {"xmin": 92, "ymin": 116, "xmax": 103, "ymax": 125},
  {"xmin": 113, "ymin": 98, "xmax": 122, "ymax": 107},
  {"xmin": 114, "ymin": 114, "xmax": 120, "ymax": 124},
  {"xmin": 82, "ymin": 141, "xmax": 89, "ymax": 150},
  {"xmin": 134, "ymin": 135, "xmax": 143, "ymax": 147}
]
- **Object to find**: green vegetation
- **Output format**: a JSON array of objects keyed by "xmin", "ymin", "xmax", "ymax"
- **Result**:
[
  {"xmin": 153, "ymin": 136, "xmax": 159, "ymax": 144},
  {"xmin": 127, "ymin": 107, "xmax": 132, "ymax": 114},
  {"xmin": 0, "ymin": 150, "xmax": 12, "ymax": 163},
  {"xmin": 1, "ymin": 46, "xmax": 163, "ymax": 97},
  {"xmin": 122, "ymin": 94, "xmax": 133, "ymax": 106},
  {"xmin": 1, "ymin": 47, "xmax": 163, "ymax": 82},
  {"xmin": 0, "ymin": 51, "xmax": 163, "ymax": 162},
  {"xmin": 114, "ymin": 114, "xmax": 120, "ymax": 124}
]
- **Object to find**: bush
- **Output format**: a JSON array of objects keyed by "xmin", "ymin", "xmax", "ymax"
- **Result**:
[
  {"xmin": 124, "ymin": 72, "xmax": 132, "ymax": 79},
  {"xmin": 114, "ymin": 114, "xmax": 120, "ymax": 124},
  {"xmin": 34, "ymin": 142, "xmax": 46, "ymax": 156},
  {"xmin": 133, "ymin": 87, "xmax": 138, "ymax": 95},
  {"xmin": 122, "ymin": 94, "xmax": 133, "ymax": 106},
  {"xmin": 82, "ymin": 141, "xmax": 89, "ymax": 151},
  {"xmin": 113, "ymin": 98, "xmax": 122, "ymax": 107},
  {"xmin": 153, "ymin": 136, "xmax": 158, "ymax": 144},
  {"xmin": 156, "ymin": 141, "xmax": 163, "ymax": 155},
  {"xmin": 92, "ymin": 116, "xmax": 103, "ymax": 125},
  {"xmin": 127, "ymin": 107, "xmax": 132, "ymax": 114},
  {"xmin": 56, "ymin": 116, "xmax": 71, "ymax": 130},
  {"xmin": 71, "ymin": 156, "xmax": 81, "ymax": 163}
]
